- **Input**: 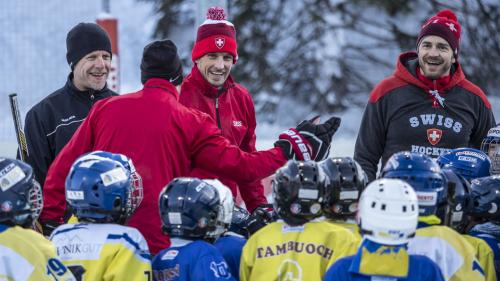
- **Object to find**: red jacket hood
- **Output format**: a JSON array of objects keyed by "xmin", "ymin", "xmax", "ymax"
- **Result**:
[{"xmin": 394, "ymin": 51, "xmax": 465, "ymax": 92}]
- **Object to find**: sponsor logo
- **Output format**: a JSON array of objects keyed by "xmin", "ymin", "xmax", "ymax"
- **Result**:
[
  {"xmin": 215, "ymin": 37, "xmax": 225, "ymax": 49},
  {"xmin": 284, "ymin": 130, "xmax": 311, "ymax": 161},
  {"xmin": 257, "ymin": 241, "xmax": 333, "ymax": 260},
  {"xmin": 427, "ymin": 128, "xmax": 442, "ymax": 146},
  {"xmin": 154, "ymin": 264, "xmax": 180, "ymax": 280},
  {"xmin": 233, "ymin": 121, "xmax": 242, "ymax": 127},
  {"xmin": 161, "ymin": 250, "xmax": 179, "ymax": 260},
  {"xmin": 455, "ymin": 150, "xmax": 487, "ymax": 161}
]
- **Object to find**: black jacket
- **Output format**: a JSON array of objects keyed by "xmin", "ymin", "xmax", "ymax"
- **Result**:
[
  {"xmin": 354, "ymin": 52, "xmax": 496, "ymax": 181},
  {"xmin": 23, "ymin": 74, "xmax": 117, "ymax": 186}
]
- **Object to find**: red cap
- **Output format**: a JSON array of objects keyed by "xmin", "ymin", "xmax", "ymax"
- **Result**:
[
  {"xmin": 191, "ymin": 7, "xmax": 238, "ymax": 63},
  {"xmin": 417, "ymin": 9, "xmax": 461, "ymax": 58}
]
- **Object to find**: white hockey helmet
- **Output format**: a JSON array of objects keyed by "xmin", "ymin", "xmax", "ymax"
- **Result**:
[
  {"xmin": 204, "ymin": 179, "xmax": 234, "ymax": 238},
  {"xmin": 357, "ymin": 178, "xmax": 419, "ymax": 245}
]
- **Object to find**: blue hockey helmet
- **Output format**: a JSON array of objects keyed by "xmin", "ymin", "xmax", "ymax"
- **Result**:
[
  {"xmin": 272, "ymin": 160, "xmax": 327, "ymax": 226},
  {"xmin": 319, "ymin": 157, "xmax": 367, "ymax": 219},
  {"xmin": 381, "ymin": 151, "xmax": 447, "ymax": 218},
  {"xmin": 159, "ymin": 178, "xmax": 222, "ymax": 240},
  {"xmin": 66, "ymin": 154, "xmax": 141, "ymax": 224},
  {"xmin": 75, "ymin": 150, "xmax": 143, "ymax": 194},
  {"xmin": 481, "ymin": 126, "xmax": 500, "ymax": 175},
  {"xmin": 0, "ymin": 158, "xmax": 42, "ymax": 227},
  {"xmin": 469, "ymin": 175, "xmax": 500, "ymax": 224},
  {"xmin": 437, "ymin": 147, "xmax": 491, "ymax": 180}
]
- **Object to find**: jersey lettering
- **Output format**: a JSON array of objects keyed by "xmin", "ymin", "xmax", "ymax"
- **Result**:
[
  {"xmin": 256, "ymin": 241, "xmax": 333, "ymax": 259},
  {"xmin": 408, "ymin": 114, "xmax": 463, "ymax": 133}
]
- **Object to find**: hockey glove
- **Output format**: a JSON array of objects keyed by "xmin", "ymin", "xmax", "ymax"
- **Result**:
[
  {"xmin": 246, "ymin": 204, "xmax": 278, "ymax": 235},
  {"xmin": 34, "ymin": 219, "xmax": 61, "ymax": 237},
  {"xmin": 275, "ymin": 116, "xmax": 341, "ymax": 161}
]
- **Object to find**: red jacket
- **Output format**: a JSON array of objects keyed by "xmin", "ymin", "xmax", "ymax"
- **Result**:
[
  {"xmin": 41, "ymin": 78, "xmax": 287, "ymax": 254},
  {"xmin": 180, "ymin": 66, "xmax": 266, "ymax": 212}
]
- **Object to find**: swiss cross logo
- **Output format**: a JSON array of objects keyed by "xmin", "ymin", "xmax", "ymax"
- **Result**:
[
  {"xmin": 427, "ymin": 128, "xmax": 442, "ymax": 146},
  {"xmin": 215, "ymin": 37, "xmax": 225, "ymax": 49},
  {"xmin": 446, "ymin": 22, "xmax": 457, "ymax": 32}
]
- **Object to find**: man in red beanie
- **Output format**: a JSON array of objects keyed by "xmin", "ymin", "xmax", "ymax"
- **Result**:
[
  {"xmin": 354, "ymin": 9, "xmax": 496, "ymax": 182},
  {"xmin": 180, "ymin": 7, "xmax": 266, "ymax": 213}
]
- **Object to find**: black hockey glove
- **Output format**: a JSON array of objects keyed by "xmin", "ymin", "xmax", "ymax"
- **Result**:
[
  {"xmin": 246, "ymin": 204, "xmax": 278, "ymax": 236},
  {"xmin": 275, "ymin": 116, "xmax": 341, "ymax": 161},
  {"xmin": 34, "ymin": 219, "xmax": 61, "ymax": 237}
]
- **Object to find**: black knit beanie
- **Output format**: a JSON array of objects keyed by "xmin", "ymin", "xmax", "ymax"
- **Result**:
[
  {"xmin": 66, "ymin": 23, "xmax": 112, "ymax": 70},
  {"xmin": 140, "ymin": 40, "xmax": 183, "ymax": 86}
]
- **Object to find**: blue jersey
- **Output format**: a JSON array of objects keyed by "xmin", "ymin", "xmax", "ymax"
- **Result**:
[
  {"xmin": 214, "ymin": 234, "xmax": 246, "ymax": 280},
  {"xmin": 152, "ymin": 238, "xmax": 235, "ymax": 281},
  {"xmin": 323, "ymin": 254, "xmax": 444, "ymax": 281},
  {"xmin": 470, "ymin": 222, "xmax": 500, "ymax": 280}
]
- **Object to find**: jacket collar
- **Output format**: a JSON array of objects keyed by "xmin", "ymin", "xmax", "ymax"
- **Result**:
[
  {"xmin": 187, "ymin": 65, "xmax": 236, "ymax": 98},
  {"xmin": 394, "ymin": 51, "xmax": 465, "ymax": 92},
  {"xmin": 66, "ymin": 73, "xmax": 112, "ymax": 102},
  {"xmin": 143, "ymin": 78, "xmax": 179, "ymax": 100}
]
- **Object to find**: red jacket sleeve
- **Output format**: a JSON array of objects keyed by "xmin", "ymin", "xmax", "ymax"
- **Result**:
[
  {"xmin": 190, "ymin": 114, "xmax": 287, "ymax": 185},
  {"xmin": 40, "ymin": 108, "xmax": 96, "ymax": 223}
]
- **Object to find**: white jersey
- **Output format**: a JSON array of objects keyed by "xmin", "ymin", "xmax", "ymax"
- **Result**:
[{"xmin": 50, "ymin": 223, "xmax": 152, "ymax": 281}]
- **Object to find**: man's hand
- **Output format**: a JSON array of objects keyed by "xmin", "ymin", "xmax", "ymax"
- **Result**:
[{"xmin": 275, "ymin": 116, "xmax": 341, "ymax": 161}]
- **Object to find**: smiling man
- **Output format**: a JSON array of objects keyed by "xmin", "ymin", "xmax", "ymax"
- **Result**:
[
  {"xmin": 179, "ymin": 7, "xmax": 267, "ymax": 213},
  {"xmin": 354, "ymin": 10, "xmax": 496, "ymax": 182},
  {"xmin": 24, "ymin": 22, "xmax": 117, "ymax": 190}
]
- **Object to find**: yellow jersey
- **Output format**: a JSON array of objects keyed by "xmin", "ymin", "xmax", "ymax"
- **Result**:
[
  {"xmin": 240, "ymin": 219, "xmax": 360, "ymax": 281},
  {"xmin": 50, "ymin": 223, "xmax": 152, "ymax": 281},
  {"xmin": 0, "ymin": 224, "xmax": 76, "ymax": 281},
  {"xmin": 463, "ymin": 234, "xmax": 497, "ymax": 281},
  {"xmin": 408, "ymin": 224, "xmax": 485, "ymax": 281}
]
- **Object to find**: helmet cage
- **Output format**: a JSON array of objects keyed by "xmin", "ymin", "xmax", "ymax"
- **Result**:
[{"xmin": 481, "ymin": 135, "xmax": 500, "ymax": 175}]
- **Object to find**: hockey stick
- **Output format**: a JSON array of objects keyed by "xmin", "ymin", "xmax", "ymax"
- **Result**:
[{"xmin": 9, "ymin": 93, "xmax": 28, "ymax": 161}]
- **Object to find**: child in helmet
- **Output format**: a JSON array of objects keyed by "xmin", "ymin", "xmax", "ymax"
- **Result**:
[
  {"xmin": 441, "ymin": 168, "xmax": 496, "ymax": 281},
  {"xmin": 467, "ymin": 175, "xmax": 500, "ymax": 279},
  {"xmin": 49, "ymin": 152, "xmax": 151, "ymax": 280},
  {"xmin": 324, "ymin": 178, "xmax": 444, "ymax": 280},
  {"xmin": 381, "ymin": 151, "xmax": 485, "ymax": 281},
  {"xmin": 153, "ymin": 178, "xmax": 235, "ymax": 281},
  {"xmin": 204, "ymin": 180, "xmax": 247, "ymax": 280},
  {"xmin": 320, "ymin": 157, "xmax": 367, "ymax": 239},
  {"xmin": 0, "ymin": 158, "xmax": 76, "ymax": 280},
  {"xmin": 240, "ymin": 160, "xmax": 360, "ymax": 281},
  {"xmin": 481, "ymin": 125, "xmax": 500, "ymax": 175}
]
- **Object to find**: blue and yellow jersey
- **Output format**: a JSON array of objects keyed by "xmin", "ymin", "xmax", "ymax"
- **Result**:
[
  {"xmin": 0, "ymin": 224, "xmax": 76, "ymax": 281},
  {"xmin": 463, "ymin": 234, "xmax": 496, "ymax": 281},
  {"xmin": 240, "ymin": 219, "xmax": 360, "ymax": 281},
  {"xmin": 324, "ymin": 240, "xmax": 445, "ymax": 281},
  {"xmin": 408, "ymin": 219, "xmax": 485, "ymax": 281},
  {"xmin": 152, "ymin": 238, "xmax": 235, "ymax": 281},
  {"xmin": 50, "ymin": 223, "xmax": 152, "ymax": 281},
  {"xmin": 470, "ymin": 222, "xmax": 500, "ymax": 281}
]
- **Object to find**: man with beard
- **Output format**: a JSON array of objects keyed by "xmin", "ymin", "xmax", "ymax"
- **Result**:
[
  {"xmin": 23, "ymin": 23, "xmax": 117, "ymax": 188},
  {"xmin": 354, "ymin": 9, "xmax": 496, "ymax": 182}
]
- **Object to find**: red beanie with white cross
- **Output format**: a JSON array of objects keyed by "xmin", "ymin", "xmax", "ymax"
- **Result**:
[
  {"xmin": 191, "ymin": 7, "xmax": 238, "ymax": 63},
  {"xmin": 417, "ymin": 9, "xmax": 462, "ymax": 59}
]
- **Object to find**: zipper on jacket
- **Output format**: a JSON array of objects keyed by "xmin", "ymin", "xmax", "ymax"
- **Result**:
[
  {"xmin": 89, "ymin": 89, "xmax": 95, "ymax": 106},
  {"xmin": 215, "ymin": 88, "xmax": 224, "ymax": 129}
]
